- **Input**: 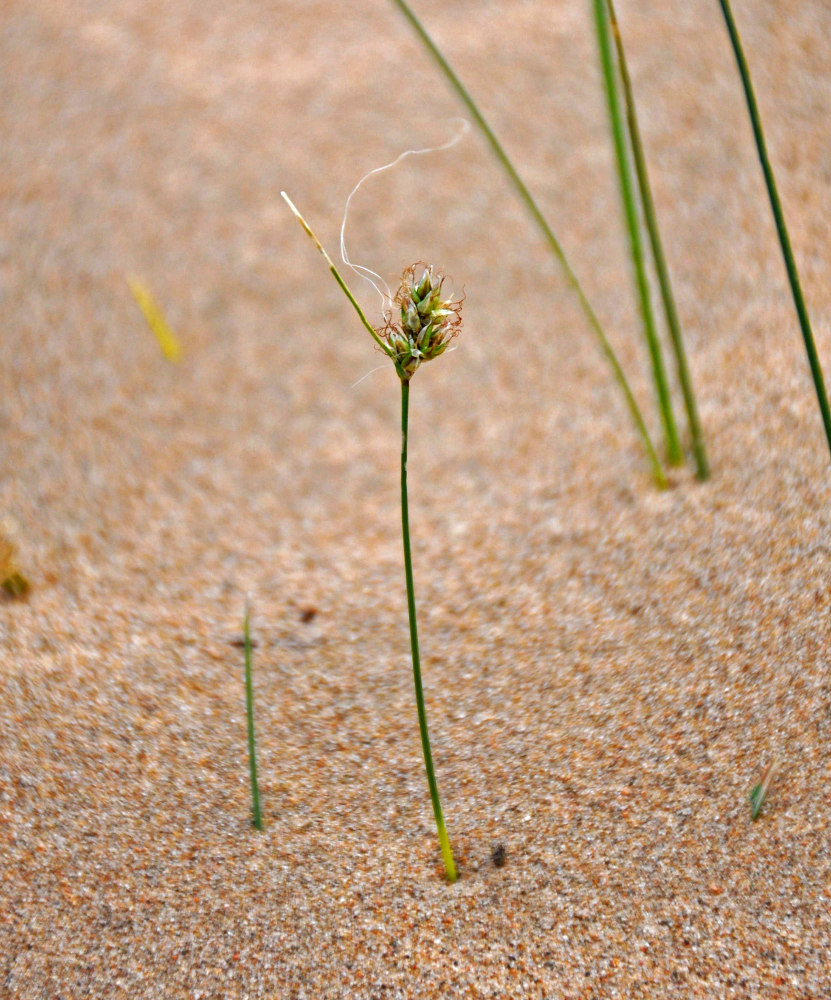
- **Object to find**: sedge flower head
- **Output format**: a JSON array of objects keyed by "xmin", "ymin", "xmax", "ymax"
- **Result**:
[{"xmin": 380, "ymin": 263, "xmax": 463, "ymax": 379}]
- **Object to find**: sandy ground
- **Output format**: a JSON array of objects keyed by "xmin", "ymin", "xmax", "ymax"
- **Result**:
[{"xmin": 2, "ymin": 1, "xmax": 831, "ymax": 996}]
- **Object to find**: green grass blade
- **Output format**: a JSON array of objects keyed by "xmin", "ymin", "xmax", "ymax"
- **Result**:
[
  {"xmin": 605, "ymin": 0, "xmax": 709, "ymax": 480},
  {"xmin": 718, "ymin": 0, "xmax": 831, "ymax": 459},
  {"xmin": 389, "ymin": 0, "xmax": 666, "ymax": 488},
  {"xmin": 593, "ymin": 0, "xmax": 682, "ymax": 466},
  {"xmin": 244, "ymin": 601, "xmax": 263, "ymax": 831}
]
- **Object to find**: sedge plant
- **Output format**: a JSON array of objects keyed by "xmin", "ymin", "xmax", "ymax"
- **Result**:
[
  {"xmin": 603, "ymin": 0, "xmax": 709, "ymax": 480},
  {"xmin": 389, "ymin": 0, "xmax": 667, "ymax": 489},
  {"xmin": 282, "ymin": 191, "xmax": 459, "ymax": 882},
  {"xmin": 718, "ymin": 0, "xmax": 831, "ymax": 458}
]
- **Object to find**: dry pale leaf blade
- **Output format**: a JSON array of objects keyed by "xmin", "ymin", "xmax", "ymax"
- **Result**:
[{"xmin": 128, "ymin": 277, "xmax": 183, "ymax": 363}]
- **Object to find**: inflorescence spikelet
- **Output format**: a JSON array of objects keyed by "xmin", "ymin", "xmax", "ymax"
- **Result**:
[{"xmin": 381, "ymin": 263, "xmax": 463, "ymax": 379}]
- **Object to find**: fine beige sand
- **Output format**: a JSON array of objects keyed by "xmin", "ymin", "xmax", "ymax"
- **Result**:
[{"xmin": 2, "ymin": 1, "xmax": 830, "ymax": 996}]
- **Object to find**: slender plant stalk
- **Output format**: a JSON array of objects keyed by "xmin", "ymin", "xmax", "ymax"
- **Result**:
[
  {"xmin": 593, "ymin": 0, "xmax": 683, "ymax": 466},
  {"xmin": 400, "ymin": 380, "xmax": 457, "ymax": 882},
  {"xmin": 244, "ymin": 601, "xmax": 263, "ymax": 831},
  {"xmin": 718, "ymin": 0, "xmax": 831, "ymax": 458},
  {"xmin": 389, "ymin": 0, "xmax": 667, "ymax": 488},
  {"xmin": 605, "ymin": 0, "xmax": 709, "ymax": 480}
]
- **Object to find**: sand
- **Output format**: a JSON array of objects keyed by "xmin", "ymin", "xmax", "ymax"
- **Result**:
[{"xmin": 2, "ymin": 0, "xmax": 830, "ymax": 996}]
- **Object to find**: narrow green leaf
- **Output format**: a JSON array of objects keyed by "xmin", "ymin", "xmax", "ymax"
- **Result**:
[
  {"xmin": 605, "ymin": 0, "xmax": 709, "ymax": 480},
  {"xmin": 244, "ymin": 601, "xmax": 263, "ymax": 831},
  {"xmin": 718, "ymin": 0, "xmax": 831, "ymax": 459},
  {"xmin": 593, "ymin": 0, "xmax": 682, "ymax": 465}
]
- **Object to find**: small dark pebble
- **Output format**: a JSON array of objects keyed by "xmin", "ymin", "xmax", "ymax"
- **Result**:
[
  {"xmin": 299, "ymin": 606, "xmax": 318, "ymax": 623},
  {"xmin": 491, "ymin": 843, "xmax": 507, "ymax": 868},
  {"xmin": 230, "ymin": 636, "xmax": 259, "ymax": 649}
]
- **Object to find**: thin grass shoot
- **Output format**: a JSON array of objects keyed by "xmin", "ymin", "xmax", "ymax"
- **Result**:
[
  {"xmin": 244, "ymin": 601, "xmax": 263, "ymax": 831},
  {"xmin": 718, "ymin": 0, "xmax": 831, "ymax": 458},
  {"xmin": 604, "ymin": 0, "xmax": 709, "ymax": 480},
  {"xmin": 593, "ymin": 0, "xmax": 682, "ymax": 466}
]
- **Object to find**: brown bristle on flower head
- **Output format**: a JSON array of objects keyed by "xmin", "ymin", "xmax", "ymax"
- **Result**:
[{"xmin": 379, "ymin": 263, "xmax": 463, "ymax": 380}]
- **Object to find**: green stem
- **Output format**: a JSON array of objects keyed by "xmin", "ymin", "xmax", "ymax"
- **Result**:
[
  {"xmin": 718, "ymin": 0, "xmax": 831, "ymax": 458},
  {"xmin": 400, "ymin": 379, "xmax": 457, "ymax": 882},
  {"xmin": 593, "ymin": 0, "xmax": 683, "ymax": 465},
  {"xmin": 244, "ymin": 601, "xmax": 263, "ymax": 831},
  {"xmin": 605, "ymin": 0, "xmax": 709, "ymax": 480},
  {"xmin": 389, "ymin": 0, "xmax": 666, "ymax": 488}
]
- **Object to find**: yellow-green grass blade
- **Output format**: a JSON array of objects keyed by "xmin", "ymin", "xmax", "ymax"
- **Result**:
[{"xmin": 128, "ymin": 277, "xmax": 183, "ymax": 364}]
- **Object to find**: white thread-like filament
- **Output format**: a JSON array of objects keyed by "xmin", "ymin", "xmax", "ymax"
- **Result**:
[{"xmin": 339, "ymin": 119, "xmax": 470, "ymax": 312}]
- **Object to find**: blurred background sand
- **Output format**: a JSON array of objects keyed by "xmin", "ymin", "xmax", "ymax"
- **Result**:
[{"xmin": 1, "ymin": 1, "xmax": 830, "ymax": 996}]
